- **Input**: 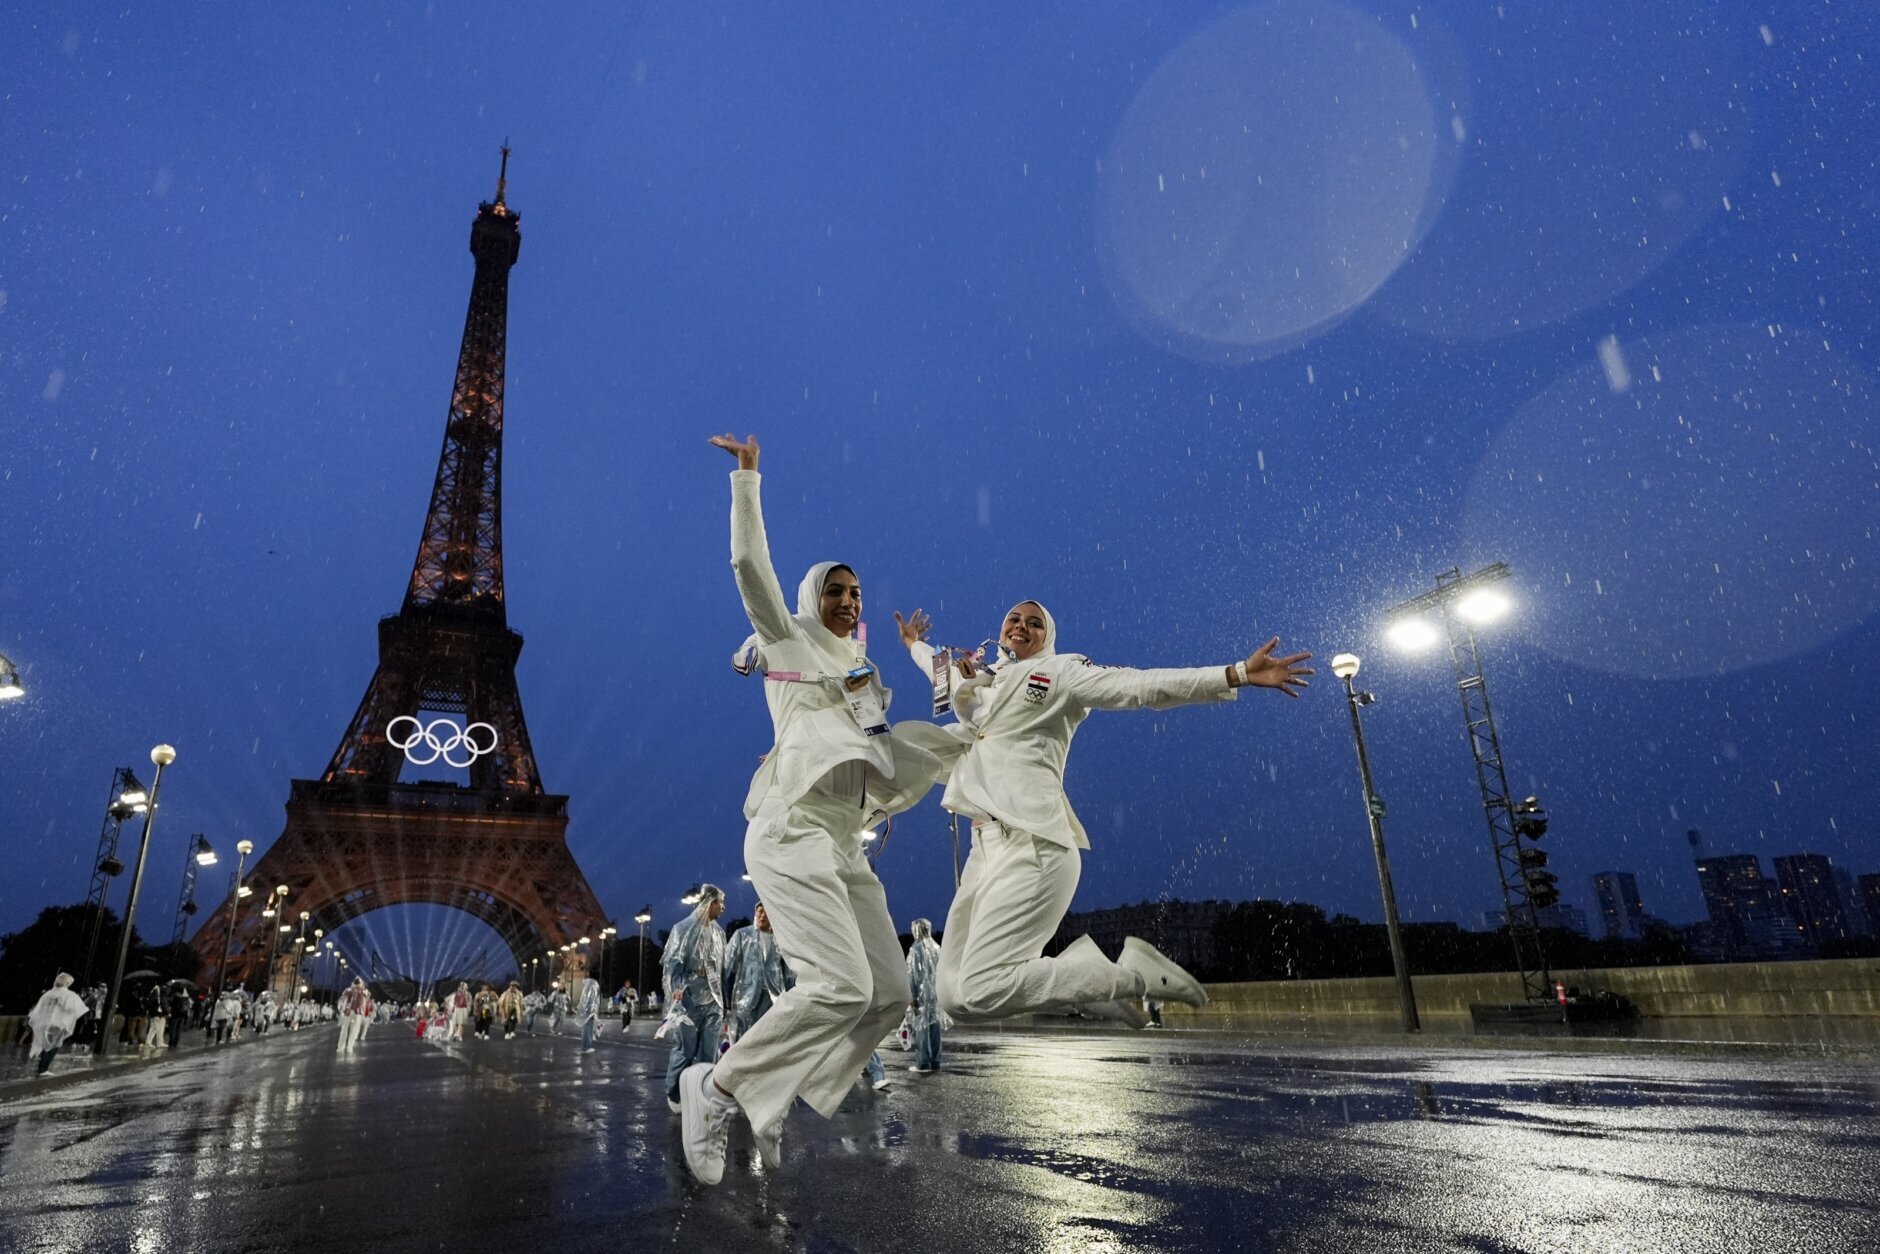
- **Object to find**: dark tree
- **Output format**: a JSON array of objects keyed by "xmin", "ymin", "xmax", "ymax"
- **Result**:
[{"xmin": 0, "ymin": 903, "xmax": 154, "ymax": 1013}]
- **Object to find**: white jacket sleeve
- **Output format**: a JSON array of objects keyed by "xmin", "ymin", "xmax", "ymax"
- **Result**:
[
  {"xmin": 729, "ymin": 470, "xmax": 795, "ymax": 644},
  {"xmin": 1061, "ymin": 659, "xmax": 1239, "ymax": 712}
]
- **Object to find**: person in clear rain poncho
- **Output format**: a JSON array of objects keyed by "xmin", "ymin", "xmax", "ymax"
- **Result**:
[
  {"xmin": 904, "ymin": 919, "xmax": 946, "ymax": 1073},
  {"xmin": 27, "ymin": 974, "xmax": 91, "ymax": 1076},
  {"xmin": 662, "ymin": 883, "xmax": 728, "ymax": 1111},
  {"xmin": 723, "ymin": 904, "xmax": 794, "ymax": 1043},
  {"xmin": 574, "ymin": 970, "xmax": 602, "ymax": 1054}
]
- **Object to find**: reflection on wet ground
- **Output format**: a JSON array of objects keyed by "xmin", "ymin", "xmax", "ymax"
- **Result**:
[{"xmin": 2, "ymin": 1025, "xmax": 1877, "ymax": 1252}]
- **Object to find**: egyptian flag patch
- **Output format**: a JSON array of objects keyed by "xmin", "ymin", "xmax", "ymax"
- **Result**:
[{"xmin": 1024, "ymin": 673, "xmax": 1053, "ymax": 705}]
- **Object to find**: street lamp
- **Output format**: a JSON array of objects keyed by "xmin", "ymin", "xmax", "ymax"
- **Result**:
[
  {"xmin": 289, "ymin": 910, "xmax": 311, "ymax": 1000},
  {"xmin": 1330, "ymin": 653, "xmax": 1418, "ymax": 1033},
  {"xmin": 216, "ymin": 839, "xmax": 255, "ymax": 991},
  {"xmin": 261, "ymin": 884, "xmax": 290, "ymax": 994},
  {"xmin": 634, "ymin": 906, "xmax": 652, "ymax": 1003},
  {"xmin": 0, "ymin": 651, "xmax": 24, "ymax": 699},
  {"xmin": 599, "ymin": 925, "xmax": 616, "ymax": 992},
  {"xmin": 95, "ymin": 743, "xmax": 178, "ymax": 1058}
]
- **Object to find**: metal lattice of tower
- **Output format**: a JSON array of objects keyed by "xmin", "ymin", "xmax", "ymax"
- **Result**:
[
  {"xmin": 80, "ymin": 766, "xmax": 145, "ymax": 986},
  {"xmin": 190, "ymin": 151, "xmax": 608, "ymax": 987},
  {"xmin": 1389, "ymin": 563, "xmax": 1553, "ymax": 1002}
]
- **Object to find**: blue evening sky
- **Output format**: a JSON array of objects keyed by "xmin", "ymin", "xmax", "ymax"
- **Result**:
[{"xmin": 3, "ymin": 2, "xmax": 1876, "ymax": 979}]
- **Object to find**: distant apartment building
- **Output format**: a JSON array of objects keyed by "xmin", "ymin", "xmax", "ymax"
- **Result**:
[
  {"xmin": 1695, "ymin": 853, "xmax": 1807, "ymax": 960},
  {"xmin": 1055, "ymin": 899, "xmax": 1232, "ymax": 971},
  {"xmin": 1862, "ymin": 875, "xmax": 1880, "ymax": 941},
  {"xmin": 1832, "ymin": 867, "xmax": 1871, "ymax": 938},
  {"xmin": 1591, "ymin": 871, "xmax": 1649, "ymax": 940},
  {"xmin": 1479, "ymin": 903, "xmax": 1590, "ymax": 935},
  {"xmin": 1773, "ymin": 854, "xmax": 1850, "ymax": 947}
]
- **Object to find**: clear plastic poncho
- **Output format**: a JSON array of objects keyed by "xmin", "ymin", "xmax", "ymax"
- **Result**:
[
  {"xmin": 723, "ymin": 923, "xmax": 794, "ymax": 1038},
  {"xmin": 662, "ymin": 902, "xmax": 727, "ymax": 1030},
  {"xmin": 905, "ymin": 921, "xmax": 947, "ymax": 1034}
]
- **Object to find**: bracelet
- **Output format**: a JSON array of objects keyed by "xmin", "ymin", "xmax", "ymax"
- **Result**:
[{"xmin": 1233, "ymin": 661, "xmax": 1249, "ymax": 686}]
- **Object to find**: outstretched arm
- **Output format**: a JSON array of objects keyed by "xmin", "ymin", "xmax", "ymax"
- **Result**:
[
  {"xmin": 1064, "ymin": 636, "xmax": 1312, "ymax": 712},
  {"xmin": 712, "ymin": 434, "xmax": 794, "ymax": 645}
]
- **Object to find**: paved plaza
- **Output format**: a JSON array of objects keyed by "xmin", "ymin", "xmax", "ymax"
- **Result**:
[{"xmin": 2, "ymin": 1023, "xmax": 1877, "ymax": 1252}]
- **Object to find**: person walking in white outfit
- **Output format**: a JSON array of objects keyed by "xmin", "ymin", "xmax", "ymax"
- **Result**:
[
  {"xmin": 337, "ymin": 978, "xmax": 372, "ymax": 1052},
  {"xmin": 679, "ymin": 433, "xmax": 947, "ymax": 1188},
  {"xmin": 895, "ymin": 599, "xmax": 1311, "ymax": 1027}
]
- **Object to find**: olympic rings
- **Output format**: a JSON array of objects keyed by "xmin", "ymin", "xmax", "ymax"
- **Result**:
[{"xmin": 386, "ymin": 716, "xmax": 499, "ymax": 769}]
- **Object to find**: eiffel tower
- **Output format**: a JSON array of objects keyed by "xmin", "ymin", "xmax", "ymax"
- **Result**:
[{"xmin": 193, "ymin": 151, "xmax": 607, "ymax": 990}]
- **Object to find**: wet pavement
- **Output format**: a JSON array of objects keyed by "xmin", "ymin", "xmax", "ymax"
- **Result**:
[{"xmin": 2, "ymin": 1021, "xmax": 1877, "ymax": 1253}]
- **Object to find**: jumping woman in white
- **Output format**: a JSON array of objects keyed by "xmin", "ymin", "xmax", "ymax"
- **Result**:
[
  {"xmin": 895, "ymin": 599, "xmax": 1311, "ymax": 1027},
  {"xmin": 682, "ymin": 432, "xmax": 945, "ymax": 1187}
]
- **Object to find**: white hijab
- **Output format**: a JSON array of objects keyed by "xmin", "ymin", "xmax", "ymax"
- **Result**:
[{"xmin": 733, "ymin": 561, "xmax": 862, "ymax": 675}]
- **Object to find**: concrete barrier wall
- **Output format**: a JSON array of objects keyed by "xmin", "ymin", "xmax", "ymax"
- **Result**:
[{"xmin": 1165, "ymin": 958, "xmax": 1880, "ymax": 1032}]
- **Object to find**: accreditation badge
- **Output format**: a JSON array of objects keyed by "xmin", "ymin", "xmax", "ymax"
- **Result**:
[{"xmin": 931, "ymin": 648, "xmax": 954, "ymax": 718}]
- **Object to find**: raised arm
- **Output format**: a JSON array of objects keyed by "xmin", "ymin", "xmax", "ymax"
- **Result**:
[
  {"xmin": 712, "ymin": 434, "xmax": 795, "ymax": 645},
  {"xmin": 896, "ymin": 607, "xmax": 990, "ymax": 717}
]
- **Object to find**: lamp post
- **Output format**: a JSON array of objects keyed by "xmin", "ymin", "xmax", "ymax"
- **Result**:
[
  {"xmin": 1330, "ymin": 654, "xmax": 1419, "ymax": 1032},
  {"xmin": 599, "ymin": 925, "xmax": 616, "ymax": 992},
  {"xmin": 263, "ymin": 885, "xmax": 290, "ymax": 996},
  {"xmin": 634, "ymin": 907, "xmax": 652, "ymax": 1002},
  {"xmin": 290, "ymin": 911, "xmax": 311, "ymax": 1000},
  {"xmin": 95, "ymin": 743, "xmax": 178, "ymax": 1057},
  {"xmin": 216, "ymin": 839, "xmax": 255, "ymax": 991}
]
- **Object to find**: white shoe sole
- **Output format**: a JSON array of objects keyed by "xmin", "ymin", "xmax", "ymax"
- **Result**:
[
  {"xmin": 1121, "ymin": 937, "xmax": 1209, "ymax": 1007},
  {"xmin": 754, "ymin": 1119, "xmax": 783, "ymax": 1171}
]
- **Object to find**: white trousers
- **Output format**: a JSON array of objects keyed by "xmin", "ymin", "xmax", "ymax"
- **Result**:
[
  {"xmin": 338, "ymin": 1015, "xmax": 366, "ymax": 1051},
  {"xmin": 144, "ymin": 1016, "xmax": 167, "ymax": 1048},
  {"xmin": 448, "ymin": 1007, "xmax": 467, "ymax": 1038},
  {"xmin": 937, "ymin": 820, "xmax": 1142, "ymax": 1022},
  {"xmin": 714, "ymin": 785, "xmax": 909, "ymax": 1133}
]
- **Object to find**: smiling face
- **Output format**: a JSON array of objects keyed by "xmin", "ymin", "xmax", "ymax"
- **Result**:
[
  {"xmin": 820, "ymin": 566, "xmax": 862, "ymax": 636},
  {"xmin": 1001, "ymin": 602, "xmax": 1048, "ymax": 660}
]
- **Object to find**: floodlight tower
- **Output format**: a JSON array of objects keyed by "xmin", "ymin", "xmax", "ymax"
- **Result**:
[{"xmin": 1383, "ymin": 562, "xmax": 1554, "ymax": 1003}]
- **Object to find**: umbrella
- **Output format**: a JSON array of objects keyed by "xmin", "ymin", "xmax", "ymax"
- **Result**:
[
  {"xmin": 165, "ymin": 978, "xmax": 199, "ymax": 988},
  {"xmin": 122, "ymin": 969, "xmax": 161, "ymax": 980}
]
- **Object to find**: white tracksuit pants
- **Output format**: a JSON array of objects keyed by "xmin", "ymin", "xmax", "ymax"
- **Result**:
[
  {"xmin": 714, "ymin": 783, "xmax": 910, "ymax": 1134},
  {"xmin": 338, "ymin": 1014, "xmax": 366, "ymax": 1051},
  {"xmin": 937, "ymin": 820, "xmax": 1142, "ymax": 1022}
]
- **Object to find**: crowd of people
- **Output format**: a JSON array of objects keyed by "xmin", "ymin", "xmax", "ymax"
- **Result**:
[{"xmin": 16, "ymin": 975, "xmax": 352, "ymax": 1076}]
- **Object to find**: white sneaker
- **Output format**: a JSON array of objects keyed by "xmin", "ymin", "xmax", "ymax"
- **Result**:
[
  {"xmin": 753, "ymin": 1117, "xmax": 783, "ymax": 1170},
  {"xmin": 667, "ymin": 1097, "xmax": 682, "ymax": 1115},
  {"xmin": 679, "ymin": 1064, "xmax": 737, "ymax": 1185},
  {"xmin": 1119, "ymin": 937, "xmax": 1209, "ymax": 1007},
  {"xmin": 871, "ymin": 1077, "xmax": 892, "ymax": 1091},
  {"xmin": 1080, "ymin": 999, "xmax": 1150, "ymax": 1029}
]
